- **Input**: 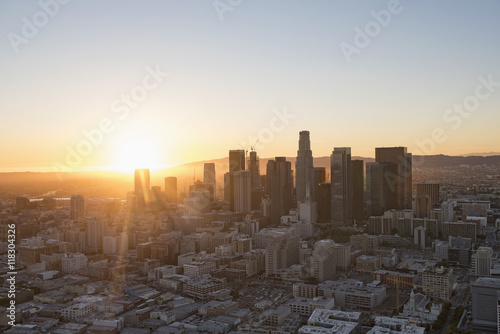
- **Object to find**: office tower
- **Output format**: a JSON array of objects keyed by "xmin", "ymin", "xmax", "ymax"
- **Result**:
[
  {"xmin": 248, "ymin": 151, "xmax": 261, "ymax": 188},
  {"xmin": 248, "ymin": 150, "xmax": 265, "ymax": 211},
  {"xmin": 86, "ymin": 218, "xmax": 106, "ymax": 254},
  {"xmin": 164, "ymin": 177, "xmax": 177, "ymax": 204},
  {"xmin": 296, "ymin": 131, "xmax": 315, "ymax": 203},
  {"xmin": 265, "ymin": 230, "xmax": 300, "ymax": 276},
  {"xmin": 351, "ymin": 160, "xmax": 364, "ymax": 222},
  {"xmin": 313, "ymin": 167, "xmax": 325, "ymax": 198},
  {"xmin": 414, "ymin": 226, "xmax": 426, "ymax": 250},
  {"xmin": 334, "ymin": 243, "xmax": 351, "ymax": 270},
  {"xmin": 472, "ymin": 247, "xmax": 494, "ymax": 276},
  {"xmin": 70, "ymin": 195, "xmax": 85, "ymax": 219},
  {"xmin": 366, "ymin": 162, "xmax": 397, "ymax": 216},
  {"xmin": 134, "ymin": 168, "xmax": 150, "ymax": 194},
  {"xmin": 310, "ymin": 239, "xmax": 336, "ymax": 282},
  {"xmin": 229, "ymin": 149, "xmax": 246, "ymax": 211},
  {"xmin": 224, "ymin": 172, "xmax": 231, "ymax": 203},
  {"xmin": 203, "ymin": 163, "xmax": 216, "ymax": 200},
  {"xmin": 233, "ymin": 170, "xmax": 252, "ymax": 214},
  {"xmin": 317, "ymin": 183, "xmax": 331, "ymax": 223},
  {"xmin": 331, "ymin": 147, "xmax": 352, "ymax": 225},
  {"xmin": 471, "ymin": 277, "xmax": 500, "ymax": 332},
  {"xmin": 266, "ymin": 157, "xmax": 293, "ymax": 225},
  {"xmin": 375, "ymin": 147, "xmax": 412, "ymax": 210},
  {"xmin": 416, "ymin": 183, "xmax": 440, "ymax": 207}
]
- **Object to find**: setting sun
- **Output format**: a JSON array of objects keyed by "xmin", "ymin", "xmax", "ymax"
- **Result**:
[{"xmin": 114, "ymin": 135, "xmax": 161, "ymax": 171}]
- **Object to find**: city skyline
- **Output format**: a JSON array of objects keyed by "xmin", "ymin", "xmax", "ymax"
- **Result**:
[{"xmin": 1, "ymin": 1, "xmax": 499, "ymax": 172}]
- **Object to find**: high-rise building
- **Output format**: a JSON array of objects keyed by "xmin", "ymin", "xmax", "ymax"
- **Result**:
[
  {"xmin": 296, "ymin": 131, "xmax": 315, "ymax": 203},
  {"xmin": 472, "ymin": 247, "xmax": 495, "ymax": 276},
  {"xmin": 417, "ymin": 183, "xmax": 440, "ymax": 207},
  {"xmin": 164, "ymin": 177, "xmax": 177, "ymax": 204},
  {"xmin": 248, "ymin": 151, "xmax": 261, "ymax": 188},
  {"xmin": 70, "ymin": 195, "xmax": 85, "ymax": 219},
  {"xmin": 229, "ymin": 149, "xmax": 246, "ymax": 211},
  {"xmin": 471, "ymin": 277, "xmax": 500, "ymax": 332},
  {"xmin": 265, "ymin": 230, "xmax": 300, "ymax": 276},
  {"xmin": 414, "ymin": 226, "xmax": 426, "ymax": 250},
  {"xmin": 234, "ymin": 170, "xmax": 251, "ymax": 214},
  {"xmin": 422, "ymin": 267, "xmax": 453, "ymax": 300},
  {"xmin": 266, "ymin": 157, "xmax": 293, "ymax": 225},
  {"xmin": 317, "ymin": 183, "xmax": 331, "ymax": 223},
  {"xmin": 86, "ymin": 218, "xmax": 106, "ymax": 254},
  {"xmin": 203, "ymin": 163, "xmax": 216, "ymax": 200},
  {"xmin": 310, "ymin": 240, "xmax": 336, "ymax": 282},
  {"xmin": 248, "ymin": 150, "xmax": 265, "ymax": 211},
  {"xmin": 224, "ymin": 172, "xmax": 231, "ymax": 203},
  {"xmin": 416, "ymin": 183, "xmax": 440, "ymax": 218},
  {"xmin": 313, "ymin": 167, "xmax": 326, "ymax": 201},
  {"xmin": 134, "ymin": 169, "xmax": 150, "ymax": 195},
  {"xmin": 331, "ymin": 147, "xmax": 352, "ymax": 225},
  {"xmin": 366, "ymin": 162, "xmax": 384, "ymax": 216},
  {"xmin": 351, "ymin": 160, "xmax": 364, "ymax": 223},
  {"xmin": 375, "ymin": 147, "xmax": 412, "ymax": 210}
]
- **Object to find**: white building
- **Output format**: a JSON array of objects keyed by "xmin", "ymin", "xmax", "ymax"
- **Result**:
[
  {"xmin": 61, "ymin": 253, "xmax": 87, "ymax": 274},
  {"xmin": 310, "ymin": 240, "xmax": 336, "ymax": 282}
]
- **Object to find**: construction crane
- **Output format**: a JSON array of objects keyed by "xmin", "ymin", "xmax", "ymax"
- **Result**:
[{"xmin": 250, "ymin": 139, "xmax": 259, "ymax": 152}]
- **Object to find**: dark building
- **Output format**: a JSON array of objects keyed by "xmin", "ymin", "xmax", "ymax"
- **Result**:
[
  {"xmin": 317, "ymin": 183, "xmax": 331, "ymax": 223},
  {"xmin": 70, "ymin": 195, "xmax": 85, "ymax": 219},
  {"xmin": 351, "ymin": 160, "xmax": 364, "ymax": 222},
  {"xmin": 164, "ymin": 177, "xmax": 177, "ymax": 204},
  {"xmin": 366, "ymin": 162, "xmax": 398, "ymax": 216},
  {"xmin": 313, "ymin": 167, "xmax": 326, "ymax": 202},
  {"xmin": 331, "ymin": 147, "xmax": 352, "ymax": 226},
  {"xmin": 375, "ymin": 147, "xmax": 412, "ymax": 210},
  {"xmin": 266, "ymin": 157, "xmax": 293, "ymax": 225},
  {"xmin": 416, "ymin": 183, "xmax": 440, "ymax": 218},
  {"xmin": 229, "ymin": 149, "xmax": 246, "ymax": 211}
]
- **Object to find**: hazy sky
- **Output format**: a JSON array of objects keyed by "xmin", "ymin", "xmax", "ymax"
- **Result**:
[{"xmin": 1, "ymin": 0, "xmax": 499, "ymax": 172}]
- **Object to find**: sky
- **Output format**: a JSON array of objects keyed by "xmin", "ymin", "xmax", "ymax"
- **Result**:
[{"xmin": 1, "ymin": 0, "xmax": 499, "ymax": 172}]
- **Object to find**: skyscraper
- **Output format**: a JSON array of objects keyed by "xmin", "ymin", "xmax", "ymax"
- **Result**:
[
  {"xmin": 366, "ymin": 162, "xmax": 384, "ymax": 217},
  {"xmin": 164, "ymin": 177, "xmax": 177, "ymax": 204},
  {"xmin": 331, "ymin": 147, "xmax": 352, "ymax": 225},
  {"xmin": 248, "ymin": 151, "xmax": 260, "ymax": 189},
  {"xmin": 228, "ymin": 149, "xmax": 246, "ymax": 211},
  {"xmin": 233, "ymin": 170, "xmax": 252, "ymax": 214},
  {"xmin": 70, "ymin": 195, "xmax": 85, "ymax": 219},
  {"xmin": 416, "ymin": 183, "xmax": 440, "ymax": 218},
  {"xmin": 295, "ymin": 131, "xmax": 315, "ymax": 203},
  {"xmin": 266, "ymin": 157, "xmax": 293, "ymax": 225},
  {"xmin": 351, "ymin": 160, "xmax": 364, "ymax": 222},
  {"xmin": 310, "ymin": 239, "xmax": 336, "ymax": 282},
  {"xmin": 86, "ymin": 218, "xmax": 106, "ymax": 254},
  {"xmin": 203, "ymin": 163, "xmax": 216, "ymax": 200},
  {"xmin": 375, "ymin": 147, "xmax": 412, "ymax": 210}
]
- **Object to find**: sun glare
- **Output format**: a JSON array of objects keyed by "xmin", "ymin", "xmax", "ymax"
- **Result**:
[{"xmin": 115, "ymin": 136, "xmax": 160, "ymax": 171}]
